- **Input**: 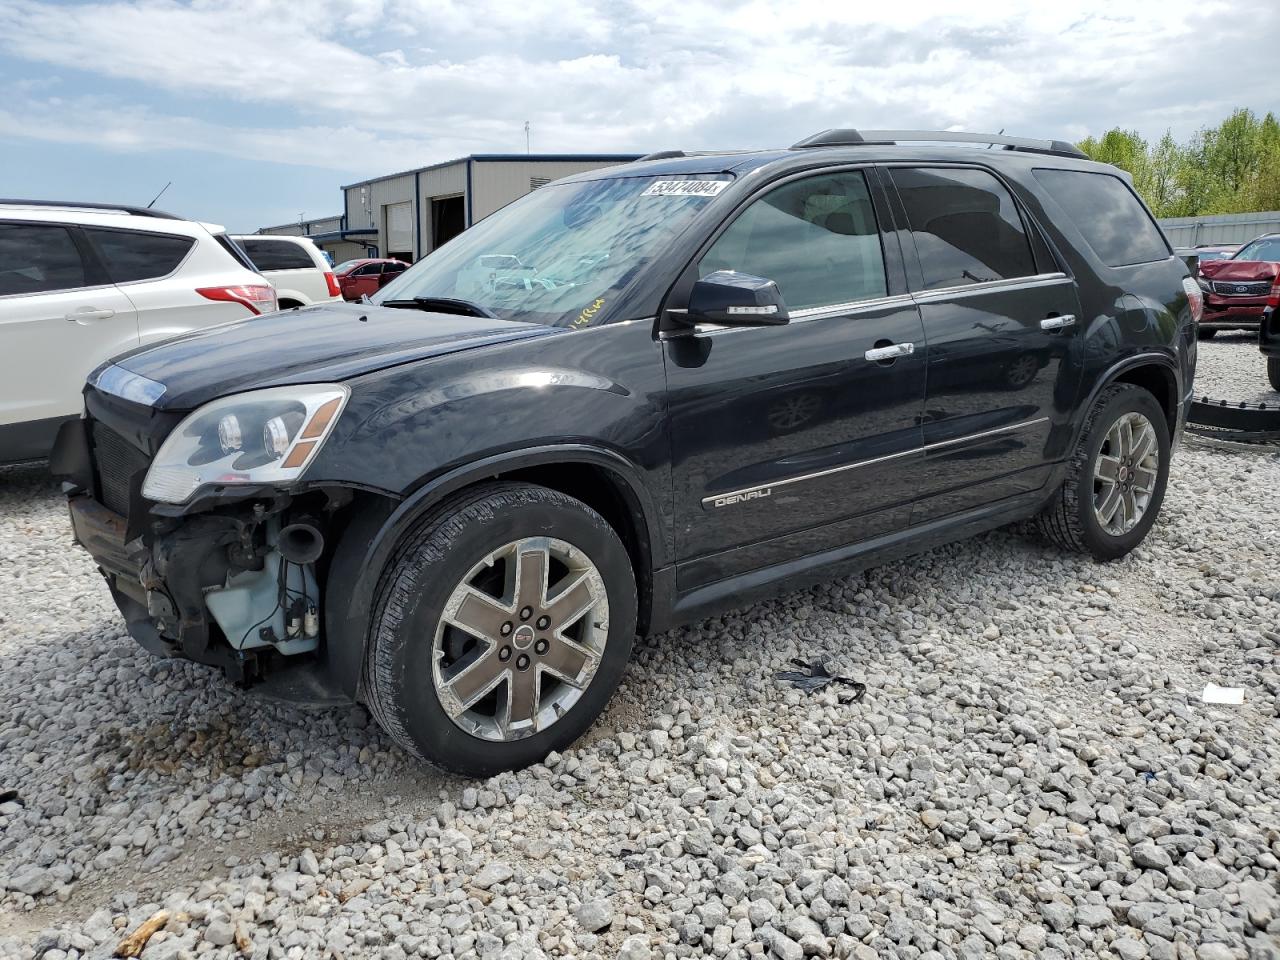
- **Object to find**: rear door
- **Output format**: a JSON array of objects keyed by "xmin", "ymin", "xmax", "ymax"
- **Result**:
[
  {"xmin": 81, "ymin": 226, "xmax": 206, "ymax": 346},
  {"xmin": 240, "ymin": 238, "xmax": 325, "ymax": 303},
  {"xmin": 379, "ymin": 261, "xmax": 407, "ymax": 288},
  {"xmin": 0, "ymin": 221, "xmax": 139, "ymax": 429},
  {"xmin": 664, "ymin": 167, "xmax": 927, "ymax": 588},
  {"xmin": 884, "ymin": 165, "xmax": 1084, "ymax": 521}
]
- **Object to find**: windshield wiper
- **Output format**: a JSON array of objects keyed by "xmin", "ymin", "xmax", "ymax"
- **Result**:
[{"xmin": 379, "ymin": 296, "xmax": 498, "ymax": 319}]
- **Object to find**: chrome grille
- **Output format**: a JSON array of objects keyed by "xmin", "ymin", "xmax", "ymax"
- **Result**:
[
  {"xmin": 90, "ymin": 422, "xmax": 149, "ymax": 516},
  {"xmin": 1211, "ymin": 280, "xmax": 1271, "ymax": 297}
]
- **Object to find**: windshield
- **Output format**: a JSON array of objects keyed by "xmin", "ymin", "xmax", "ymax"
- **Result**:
[
  {"xmin": 372, "ymin": 175, "xmax": 732, "ymax": 325},
  {"xmin": 1234, "ymin": 238, "xmax": 1280, "ymax": 262}
]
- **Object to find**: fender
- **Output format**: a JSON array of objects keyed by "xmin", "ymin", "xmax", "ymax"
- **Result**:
[
  {"xmin": 321, "ymin": 442, "xmax": 667, "ymax": 699},
  {"xmin": 1072, "ymin": 351, "xmax": 1183, "ymax": 446}
]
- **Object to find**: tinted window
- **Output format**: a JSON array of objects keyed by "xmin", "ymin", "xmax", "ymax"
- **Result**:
[
  {"xmin": 698, "ymin": 171, "xmax": 886, "ymax": 310},
  {"xmin": 240, "ymin": 239, "xmax": 315, "ymax": 271},
  {"xmin": 891, "ymin": 167, "xmax": 1037, "ymax": 289},
  {"xmin": 1032, "ymin": 169, "xmax": 1169, "ymax": 268},
  {"xmin": 85, "ymin": 229, "xmax": 194, "ymax": 282},
  {"xmin": 0, "ymin": 223, "xmax": 87, "ymax": 295},
  {"xmin": 354, "ymin": 263, "xmax": 381, "ymax": 276},
  {"xmin": 382, "ymin": 262, "xmax": 406, "ymax": 274}
]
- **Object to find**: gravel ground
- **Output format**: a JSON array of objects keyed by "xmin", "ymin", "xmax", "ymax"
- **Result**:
[{"xmin": 2, "ymin": 337, "xmax": 1278, "ymax": 960}]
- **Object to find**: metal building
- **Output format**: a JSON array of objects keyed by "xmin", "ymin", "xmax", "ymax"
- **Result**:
[
  {"xmin": 259, "ymin": 154, "xmax": 641, "ymax": 265},
  {"xmin": 252, "ymin": 214, "xmax": 376, "ymax": 265}
]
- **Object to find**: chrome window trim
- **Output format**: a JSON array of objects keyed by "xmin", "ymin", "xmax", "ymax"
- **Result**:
[
  {"xmin": 667, "ymin": 292, "xmax": 917, "ymax": 338},
  {"xmin": 911, "ymin": 271, "xmax": 1068, "ymax": 304},
  {"xmin": 701, "ymin": 416, "xmax": 1049, "ymax": 508}
]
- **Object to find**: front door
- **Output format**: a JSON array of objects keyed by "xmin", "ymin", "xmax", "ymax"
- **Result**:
[
  {"xmin": 884, "ymin": 165, "xmax": 1084, "ymax": 521},
  {"xmin": 663, "ymin": 168, "xmax": 927, "ymax": 589},
  {"xmin": 0, "ymin": 221, "xmax": 139, "ymax": 429}
]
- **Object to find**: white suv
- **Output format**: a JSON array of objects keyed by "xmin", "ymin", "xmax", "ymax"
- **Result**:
[
  {"xmin": 232, "ymin": 235, "xmax": 342, "ymax": 309},
  {"xmin": 0, "ymin": 201, "xmax": 276, "ymax": 463}
]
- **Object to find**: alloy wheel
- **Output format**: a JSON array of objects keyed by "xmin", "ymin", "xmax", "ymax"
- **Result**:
[
  {"xmin": 432, "ymin": 537, "xmax": 609, "ymax": 742},
  {"xmin": 1093, "ymin": 412, "xmax": 1159, "ymax": 536}
]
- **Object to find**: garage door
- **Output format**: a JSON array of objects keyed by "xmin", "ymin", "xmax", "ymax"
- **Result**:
[{"xmin": 385, "ymin": 202, "xmax": 412, "ymax": 258}]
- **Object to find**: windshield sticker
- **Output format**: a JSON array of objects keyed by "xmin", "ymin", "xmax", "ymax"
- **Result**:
[
  {"xmin": 641, "ymin": 180, "xmax": 730, "ymax": 198},
  {"xmin": 574, "ymin": 298, "xmax": 606, "ymax": 327}
]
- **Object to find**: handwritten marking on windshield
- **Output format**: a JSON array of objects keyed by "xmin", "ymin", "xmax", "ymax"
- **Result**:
[{"xmin": 574, "ymin": 298, "xmax": 606, "ymax": 327}]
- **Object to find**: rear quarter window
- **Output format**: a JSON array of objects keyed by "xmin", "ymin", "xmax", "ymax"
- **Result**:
[
  {"xmin": 1032, "ymin": 169, "xmax": 1169, "ymax": 268},
  {"xmin": 240, "ymin": 239, "xmax": 316, "ymax": 271},
  {"xmin": 84, "ymin": 228, "xmax": 195, "ymax": 283}
]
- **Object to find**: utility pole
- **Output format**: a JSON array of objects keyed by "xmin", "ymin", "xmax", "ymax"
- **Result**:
[{"xmin": 525, "ymin": 121, "xmax": 531, "ymax": 154}]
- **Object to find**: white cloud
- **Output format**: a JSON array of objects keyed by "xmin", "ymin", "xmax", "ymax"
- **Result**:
[{"xmin": 0, "ymin": 0, "xmax": 1277, "ymax": 176}]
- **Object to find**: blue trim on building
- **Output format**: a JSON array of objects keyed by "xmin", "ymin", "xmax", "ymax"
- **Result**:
[
  {"xmin": 465, "ymin": 158, "xmax": 473, "ymax": 228},
  {"xmin": 414, "ymin": 170, "xmax": 422, "ymax": 259}
]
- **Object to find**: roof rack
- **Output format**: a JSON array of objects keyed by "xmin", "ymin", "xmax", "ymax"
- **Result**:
[
  {"xmin": 0, "ymin": 199, "xmax": 181, "ymax": 219},
  {"xmin": 791, "ymin": 129, "xmax": 1087, "ymax": 160}
]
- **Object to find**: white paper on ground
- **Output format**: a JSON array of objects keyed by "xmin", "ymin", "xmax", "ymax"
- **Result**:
[{"xmin": 1202, "ymin": 684, "xmax": 1245, "ymax": 705}]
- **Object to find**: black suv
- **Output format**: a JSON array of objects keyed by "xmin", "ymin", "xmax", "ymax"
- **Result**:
[{"xmin": 54, "ymin": 130, "xmax": 1198, "ymax": 775}]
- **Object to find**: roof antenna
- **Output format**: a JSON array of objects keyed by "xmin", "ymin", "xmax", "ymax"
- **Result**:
[{"xmin": 146, "ymin": 181, "xmax": 172, "ymax": 208}]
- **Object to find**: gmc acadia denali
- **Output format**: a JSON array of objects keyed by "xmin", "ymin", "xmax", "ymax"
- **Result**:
[{"xmin": 53, "ymin": 130, "xmax": 1199, "ymax": 775}]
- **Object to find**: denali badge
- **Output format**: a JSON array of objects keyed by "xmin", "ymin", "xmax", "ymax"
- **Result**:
[{"xmin": 712, "ymin": 488, "xmax": 772, "ymax": 508}]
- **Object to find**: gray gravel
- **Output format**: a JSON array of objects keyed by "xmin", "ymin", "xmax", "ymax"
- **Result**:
[{"xmin": 2, "ymin": 335, "xmax": 1278, "ymax": 959}]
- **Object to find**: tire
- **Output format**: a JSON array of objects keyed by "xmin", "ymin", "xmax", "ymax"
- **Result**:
[
  {"xmin": 364, "ymin": 482, "xmax": 637, "ymax": 776},
  {"xmin": 1038, "ymin": 384, "xmax": 1170, "ymax": 561},
  {"xmin": 1197, "ymin": 327, "xmax": 1217, "ymax": 339},
  {"xmin": 1268, "ymin": 358, "xmax": 1280, "ymax": 392}
]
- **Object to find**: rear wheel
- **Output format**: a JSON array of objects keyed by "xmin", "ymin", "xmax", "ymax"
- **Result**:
[
  {"xmin": 1197, "ymin": 327, "xmax": 1218, "ymax": 340},
  {"xmin": 1268, "ymin": 358, "xmax": 1280, "ymax": 391},
  {"xmin": 1038, "ymin": 384, "xmax": 1170, "ymax": 561},
  {"xmin": 364, "ymin": 482, "xmax": 636, "ymax": 775}
]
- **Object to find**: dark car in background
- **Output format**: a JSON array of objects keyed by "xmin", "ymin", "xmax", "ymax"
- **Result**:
[
  {"xmin": 333, "ymin": 257, "xmax": 408, "ymax": 301},
  {"xmin": 53, "ymin": 129, "xmax": 1197, "ymax": 776},
  {"xmin": 1196, "ymin": 234, "xmax": 1280, "ymax": 338}
]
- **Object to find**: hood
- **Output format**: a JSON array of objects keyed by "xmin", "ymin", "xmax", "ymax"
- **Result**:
[
  {"xmin": 113, "ymin": 300, "xmax": 565, "ymax": 410},
  {"xmin": 1199, "ymin": 258, "xmax": 1280, "ymax": 282}
]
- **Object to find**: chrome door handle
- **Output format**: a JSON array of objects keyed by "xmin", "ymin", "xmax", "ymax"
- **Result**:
[
  {"xmin": 864, "ymin": 342, "xmax": 915, "ymax": 362},
  {"xmin": 1040, "ymin": 314, "xmax": 1076, "ymax": 330},
  {"xmin": 65, "ymin": 307, "xmax": 116, "ymax": 323}
]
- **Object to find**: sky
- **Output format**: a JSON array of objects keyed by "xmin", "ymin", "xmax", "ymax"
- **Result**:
[{"xmin": 2, "ymin": 0, "xmax": 1279, "ymax": 233}]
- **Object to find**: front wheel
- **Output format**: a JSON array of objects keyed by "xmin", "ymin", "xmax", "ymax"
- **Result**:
[
  {"xmin": 1268, "ymin": 358, "xmax": 1280, "ymax": 392},
  {"xmin": 1038, "ymin": 384, "xmax": 1170, "ymax": 561},
  {"xmin": 364, "ymin": 482, "xmax": 636, "ymax": 776}
]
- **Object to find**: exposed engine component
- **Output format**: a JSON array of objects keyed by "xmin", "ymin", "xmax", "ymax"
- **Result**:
[
  {"xmin": 278, "ymin": 517, "xmax": 325, "ymax": 564},
  {"xmin": 204, "ymin": 519, "xmax": 320, "ymax": 656}
]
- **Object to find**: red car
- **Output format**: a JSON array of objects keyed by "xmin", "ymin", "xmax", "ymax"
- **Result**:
[
  {"xmin": 1196, "ymin": 235, "xmax": 1280, "ymax": 338},
  {"xmin": 333, "ymin": 258, "xmax": 409, "ymax": 302}
]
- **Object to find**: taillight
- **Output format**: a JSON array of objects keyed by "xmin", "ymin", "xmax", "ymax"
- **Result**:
[
  {"xmin": 197, "ymin": 284, "xmax": 277, "ymax": 316},
  {"xmin": 1182, "ymin": 276, "xmax": 1204, "ymax": 324},
  {"xmin": 324, "ymin": 272, "xmax": 341, "ymax": 298},
  {"xmin": 1268, "ymin": 275, "xmax": 1280, "ymax": 309}
]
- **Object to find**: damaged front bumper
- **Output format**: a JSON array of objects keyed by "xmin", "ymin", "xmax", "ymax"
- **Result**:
[{"xmin": 56, "ymin": 418, "xmax": 349, "ymax": 700}]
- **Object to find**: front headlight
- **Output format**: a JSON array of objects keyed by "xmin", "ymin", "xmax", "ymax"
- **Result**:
[{"xmin": 142, "ymin": 384, "xmax": 349, "ymax": 504}]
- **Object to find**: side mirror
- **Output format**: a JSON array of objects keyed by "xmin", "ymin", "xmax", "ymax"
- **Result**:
[{"xmin": 684, "ymin": 270, "xmax": 790, "ymax": 327}]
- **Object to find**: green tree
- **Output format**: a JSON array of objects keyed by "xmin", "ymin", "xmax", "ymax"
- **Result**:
[{"xmin": 1076, "ymin": 108, "xmax": 1280, "ymax": 217}]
